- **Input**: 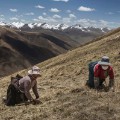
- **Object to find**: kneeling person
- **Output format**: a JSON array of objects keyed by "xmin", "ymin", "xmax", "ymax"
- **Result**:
[
  {"xmin": 86, "ymin": 56, "xmax": 115, "ymax": 91},
  {"xmin": 5, "ymin": 66, "xmax": 41, "ymax": 106}
]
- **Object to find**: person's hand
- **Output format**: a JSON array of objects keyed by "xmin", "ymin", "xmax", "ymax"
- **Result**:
[
  {"xmin": 94, "ymin": 80, "xmax": 99, "ymax": 89},
  {"xmin": 109, "ymin": 87, "xmax": 115, "ymax": 92},
  {"xmin": 103, "ymin": 86, "xmax": 109, "ymax": 92},
  {"xmin": 32, "ymin": 99, "xmax": 42, "ymax": 105}
]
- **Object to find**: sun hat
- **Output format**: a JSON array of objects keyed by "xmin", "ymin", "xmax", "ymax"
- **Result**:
[
  {"xmin": 28, "ymin": 66, "xmax": 40, "ymax": 75},
  {"xmin": 98, "ymin": 56, "xmax": 111, "ymax": 66}
]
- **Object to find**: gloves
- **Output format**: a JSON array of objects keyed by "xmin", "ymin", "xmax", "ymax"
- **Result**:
[
  {"xmin": 109, "ymin": 87, "xmax": 115, "ymax": 92},
  {"xmin": 32, "ymin": 99, "xmax": 42, "ymax": 105},
  {"xmin": 26, "ymin": 99, "xmax": 42, "ymax": 105},
  {"xmin": 94, "ymin": 79, "xmax": 99, "ymax": 89}
]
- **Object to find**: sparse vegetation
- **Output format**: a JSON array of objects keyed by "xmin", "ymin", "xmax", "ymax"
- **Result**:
[{"xmin": 0, "ymin": 28, "xmax": 120, "ymax": 120}]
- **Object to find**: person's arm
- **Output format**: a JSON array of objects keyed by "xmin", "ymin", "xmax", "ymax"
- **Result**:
[
  {"xmin": 94, "ymin": 77, "xmax": 99, "ymax": 89},
  {"xmin": 24, "ymin": 80, "xmax": 33, "ymax": 101},
  {"xmin": 109, "ymin": 67, "xmax": 115, "ymax": 91},
  {"xmin": 32, "ymin": 81, "xmax": 39, "ymax": 99}
]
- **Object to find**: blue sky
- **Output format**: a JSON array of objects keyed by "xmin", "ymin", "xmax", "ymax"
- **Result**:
[{"xmin": 0, "ymin": 0, "xmax": 120, "ymax": 28}]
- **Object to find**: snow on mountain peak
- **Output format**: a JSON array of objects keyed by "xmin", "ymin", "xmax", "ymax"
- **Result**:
[
  {"xmin": 0, "ymin": 21, "xmax": 6, "ymax": 26},
  {"xmin": 28, "ymin": 23, "xmax": 35, "ymax": 29},
  {"xmin": 0, "ymin": 22, "xmax": 110, "ymax": 32},
  {"xmin": 11, "ymin": 22, "xmax": 25, "ymax": 28},
  {"xmin": 59, "ymin": 24, "xmax": 69, "ymax": 30},
  {"xmin": 41, "ymin": 23, "xmax": 53, "ymax": 29}
]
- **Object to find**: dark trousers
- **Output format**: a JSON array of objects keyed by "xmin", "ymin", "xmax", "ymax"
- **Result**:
[{"xmin": 6, "ymin": 84, "xmax": 28, "ymax": 106}]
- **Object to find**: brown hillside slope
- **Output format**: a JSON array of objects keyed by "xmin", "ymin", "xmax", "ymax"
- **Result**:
[
  {"xmin": 0, "ymin": 26, "xmax": 79, "ymax": 77},
  {"xmin": 0, "ymin": 28, "xmax": 120, "ymax": 120}
]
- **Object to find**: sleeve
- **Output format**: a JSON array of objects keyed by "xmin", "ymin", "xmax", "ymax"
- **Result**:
[
  {"xmin": 109, "ymin": 67, "xmax": 114, "ymax": 79},
  {"xmin": 32, "ymin": 81, "xmax": 39, "ymax": 99},
  {"xmin": 109, "ymin": 67, "xmax": 114, "ymax": 87},
  {"xmin": 24, "ymin": 80, "xmax": 33, "ymax": 101},
  {"xmin": 94, "ymin": 65, "xmax": 100, "ymax": 88},
  {"xmin": 94, "ymin": 65, "xmax": 100, "ymax": 78}
]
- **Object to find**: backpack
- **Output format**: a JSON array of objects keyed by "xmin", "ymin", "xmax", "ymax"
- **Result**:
[
  {"xmin": 87, "ymin": 61, "xmax": 98, "ymax": 88},
  {"xmin": 5, "ymin": 74, "xmax": 27, "ymax": 106},
  {"xmin": 89, "ymin": 61, "xmax": 98, "ymax": 74},
  {"xmin": 11, "ymin": 74, "xmax": 23, "ymax": 85}
]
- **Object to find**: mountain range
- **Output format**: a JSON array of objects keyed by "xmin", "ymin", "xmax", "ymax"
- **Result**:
[
  {"xmin": 0, "ymin": 22, "xmax": 110, "ymax": 31},
  {"xmin": 0, "ymin": 22, "xmax": 111, "ymax": 77},
  {"xmin": 0, "ymin": 22, "xmax": 110, "ymax": 44}
]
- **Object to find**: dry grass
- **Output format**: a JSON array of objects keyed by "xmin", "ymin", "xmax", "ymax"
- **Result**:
[{"xmin": 0, "ymin": 29, "xmax": 120, "ymax": 120}]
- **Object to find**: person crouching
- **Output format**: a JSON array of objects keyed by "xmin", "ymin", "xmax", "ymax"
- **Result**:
[
  {"xmin": 4, "ymin": 66, "xmax": 41, "ymax": 106},
  {"xmin": 86, "ymin": 56, "xmax": 115, "ymax": 91}
]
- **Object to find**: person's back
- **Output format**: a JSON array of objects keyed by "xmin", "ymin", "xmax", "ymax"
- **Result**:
[
  {"xmin": 18, "ymin": 76, "xmax": 36, "ymax": 93},
  {"xmin": 94, "ymin": 64, "xmax": 114, "ymax": 80}
]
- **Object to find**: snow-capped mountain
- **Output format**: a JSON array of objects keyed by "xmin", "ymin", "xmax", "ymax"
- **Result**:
[
  {"xmin": 0, "ymin": 21, "xmax": 111, "ymax": 44},
  {"xmin": 0, "ymin": 21, "xmax": 110, "ymax": 32}
]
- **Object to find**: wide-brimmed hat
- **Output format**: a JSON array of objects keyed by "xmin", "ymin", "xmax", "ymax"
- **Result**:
[
  {"xmin": 28, "ymin": 66, "xmax": 40, "ymax": 75},
  {"xmin": 98, "ymin": 56, "xmax": 111, "ymax": 66}
]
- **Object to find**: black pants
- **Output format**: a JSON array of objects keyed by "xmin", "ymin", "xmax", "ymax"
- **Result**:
[{"xmin": 6, "ymin": 84, "xmax": 28, "ymax": 106}]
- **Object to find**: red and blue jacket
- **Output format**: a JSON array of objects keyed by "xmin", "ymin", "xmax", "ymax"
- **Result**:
[{"xmin": 94, "ymin": 64, "xmax": 114, "ymax": 80}]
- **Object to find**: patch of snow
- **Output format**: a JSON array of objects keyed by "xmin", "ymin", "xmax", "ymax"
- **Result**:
[
  {"xmin": 11, "ymin": 22, "xmax": 25, "ymax": 28},
  {"xmin": 41, "ymin": 23, "xmax": 53, "ymax": 29},
  {"xmin": 60, "ymin": 24, "xmax": 69, "ymax": 30},
  {"xmin": 0, "ymin": 22, "xmax": 6, "ymax": 26},
  {"xmin": 36, "ymin": 23, "xmax": 42, "ymax": 27},
  {"xmin": 28, "ymin": 23, "xmax": 34, "ymax": 29}
]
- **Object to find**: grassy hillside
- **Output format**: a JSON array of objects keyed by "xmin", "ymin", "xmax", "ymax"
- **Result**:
[
  {"xmin": 0, "ymin": 26, "xmax": 79, "ymax": 77},
  {"xmin": 0, "ymin": 28, "xmax": 120, "ymax": 120}
]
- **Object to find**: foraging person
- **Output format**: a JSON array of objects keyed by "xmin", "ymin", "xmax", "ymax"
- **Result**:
[
  {"xmin": 4, "ymin": 66, "xmax": 41, "ymax": 106},
  {"xmin": 86, "ymin": 56, "xmax": 114, "ymax": 91}
]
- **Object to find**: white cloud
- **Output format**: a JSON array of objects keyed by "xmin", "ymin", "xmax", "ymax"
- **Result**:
[
  {"xmin": 0, "ymin": 18, "xmax": 5, "ymax": 21},
  {"xmin": 52, "ymin": 0, "xmax": 69, "ymax": 2},
  {"xmin": 99, "ymin": 20, "xmax": 113, "ymax": 26},
  {"xmin": 0, "ymin": 15, "xmax": 4, "ymax": 17},
  {"xmin": 33, "ymin": 18, "xmax": 40, "ymax": 22},
  {"xmin": 33, "ymin": 16, "xmax": 57, "ymax": 24},
  {"xmin": 21, "ymin": 19, "xmax": 26, "ymax": 22},
  {"xmin": 10, "ymin": 9, "xmax": 18, "ymax": 12},
  {"xmin": 69, "ymin": 14, "xmax": 76, "ymax": 18},
  {"xmin": 10, "ymin": 17, "xmax": 18, "ymax": 21},
  {"xmin": 38, "ymin": 16, "xmax": 45, "ymax": 20},
  {"xmin": 76, "ymin": 19, "xmax": 97, "ymax": 27},
  {"xmin": 78, "ymin": 6, "xmax": 95, "ymax": 12},
  {"xmin": 25, "ymin": 12, "xmax": 34, "ymax": 15},
  {"xmin": 43, "ymin": 12, "xmax": 47, "ymax": 16},
  {"xmin": 53, "ymin": 14, "xmax": 61, "ymax": 19},
  {"xmin": 50, "ymin": 8, "xmax": 61, "ymax": 12},
  {"xmin": 108, "ymin": 12, "xmax": 114, "ymax": 15},
  {"xmin": 75, "ymin": 19, "xmax": 116, "ymax": 28},
  {"xmin": 66, "ymin": 10, "xmax": 71, "ymax": 13},
  {"xmin": 35, "ymin": 5, "xmax": 45, "ymax": 9},
  {"xmin": 16, "ymin": 15, "xmax": 23, "ymax": 18},
  {"xmin": 62, "ymin": 17, "xmax": 71, "ymax": 24}
]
